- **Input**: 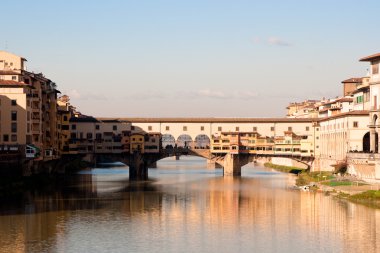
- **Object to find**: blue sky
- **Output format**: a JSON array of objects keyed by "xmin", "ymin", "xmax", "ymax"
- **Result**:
[{"xmin": 1, "ymin": 0, "xmax": 379, "ymax": 117}]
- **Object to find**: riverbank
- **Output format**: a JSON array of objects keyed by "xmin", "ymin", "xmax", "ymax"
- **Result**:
[
  {"xmin": 265, "ymin": 162, "xmax": 380, "ymax": 208},
  {"xmin": 263, "ymin": 162, "xmax": 304, "ymax": 174}
]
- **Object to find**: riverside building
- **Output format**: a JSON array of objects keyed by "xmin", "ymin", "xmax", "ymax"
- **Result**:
[{"xmin": 0, "ymin": 51, "xmax": 60, "ymax": 160}]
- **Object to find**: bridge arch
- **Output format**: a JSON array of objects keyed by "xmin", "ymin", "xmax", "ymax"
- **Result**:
[
  {"xmin": 161, "ymin": 134, "xmax": 176, "ymax": 149},
  {"xmin": 194, "ymin": 134, "xmax": 210, "ymax": 149},
  {"xmin": 177, "ymin": 134, "xmax": 193, "ymax": 148}
]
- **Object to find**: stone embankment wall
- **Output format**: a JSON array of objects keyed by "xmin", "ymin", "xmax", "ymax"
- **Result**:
[
  {"xmin": 256, "ymin": 157, "xmax": 308, "ymax": 169},
  {"xmin": 346, "ymin": 153, "xmax": 380, "ymax": 182}
]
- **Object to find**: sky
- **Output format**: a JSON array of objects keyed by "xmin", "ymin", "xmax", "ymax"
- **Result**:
[{"xmin": 1, "ymin": 0, "xmax": 379, "ymax": 118}]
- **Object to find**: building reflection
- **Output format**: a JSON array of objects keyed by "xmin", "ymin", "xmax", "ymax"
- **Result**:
[{"xmin": 0, "ymin": 170, "xmax": 379, "ymax": 252}]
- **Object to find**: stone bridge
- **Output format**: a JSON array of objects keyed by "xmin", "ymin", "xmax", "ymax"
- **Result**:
[{"xmin": 92, "ymin": 148, "xmax": 314, "ymax": 180}]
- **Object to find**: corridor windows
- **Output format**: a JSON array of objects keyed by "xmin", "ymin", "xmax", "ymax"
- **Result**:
[
  {"xmin": 183, "ymin": 126, "xmax": 187, "ymax": 131},
  {"xmin": 165, "ymin": 126, "xmax": 170, "ymax": 131},
  {"xmin": 218, "ymin": 126, "xmax": 222, "ymax": 131},
  {"xmin": 253, "ymin": 127, "xmax": 257, "ymax": 132},
  {"xmin": 270, "ymin": 127, "xmax": 274, "ymax": 132},
  {"xmin": 200, "ymin": 126, "xmax": 204, "ymax": 131},
  {"xmin": 288, "ymin": 127, "xmax": 292, "ymax": 131},
  {"xmin": 306, "ymin": 126, "xmax": 309, "ymax": 131},
  {"xmin": 353, "ymin": 121, "xmax": 359, "ymax": 128},
  {"xmin": 148, "ymin": 126, "xmax": 152, "ymax": 131},
  {"xmin": 235, "ymin": 127, "xmax": 239, "ymax": 131}
]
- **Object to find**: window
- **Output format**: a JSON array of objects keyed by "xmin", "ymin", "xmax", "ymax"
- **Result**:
[
  {"xmin": 148, "ymin": 126, "xmax": 152, "ymax": 131},
  {"xmin": 131, "ymin": 126, "xmax": 135, "ymax": 130},
  {"xmin": 183, "ymin": 126, "xmax": 187, "ymax": 131},
  {"xmin": 63, "ymin": 116, "xmax": 68, "ymax": 121},
  {"xmin": 95, "ymin": 125, "xmax": 100, "ymax": 130},
  {"xmin": 372, "ymin": 62, "xmax": 379, "ymax": 75},
  {"xmin": 87, "ymin": 133, "xmax": 93, "ymax": 139},
  {"xmin": 253, "ymin": 127, "xmax": 257, "ymax": 131},
  {"xmin": 3, "ymin": 134, "xmax": 9, "ymax": 142},
  {"xmin": 11, "ymin": 100, "xmax": 17, "ymax": 106},
  {"xmin": 200, "ymin": 126, "xmax": 204, "ymax": 131},
  {"xmin": 218, "ymin": 126, "xmax": 222, "ymax": 131},
  {"xmin": 11, "ymin": 122, "xmax": 17, "ymax": 133},
  {"xmin": 12, "ymin": 76, "xmax": 16, "ymax": 80},
  {"xmin": 165, "ymin": 126, "xmax": 170, "ymax": 131},
  {"xmin": 270, "ymin": 127, "xmax": 274, "ymax": 131},
  {"xmin": 306, "ymin": 126, "xmax": 309, "ymax": 131},
  {"xmin": 11, "ymin": 135, "xmax": 17, "ymax": 142},
  {"xmin": 353, "ymin": 121, "xmax": 358, "ymax": 128},
  {"xmin": 11, "ymin": 111, "xmax": 17, "ymax": 121},
  {"xmin": 288, "ymin": 127, "xmax": 292, "ymax": 131},
  {"xmin": 235, "ymin": 127, "xmax": 239, "ymax": 131},
  {"xmin": 113, "ymin": 125, "xmax": 117, "ymax": 131},
  {"xmin": 96, "ymin": 133, "xmax": 102, "ymax": 140},
  {"xmin": 71, "ymin": 124, "xmax": 76, "ymax": 130}
]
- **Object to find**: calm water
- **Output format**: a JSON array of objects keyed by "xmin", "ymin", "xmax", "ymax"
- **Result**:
[{"xmin": 0, "ymin": 156, "xmax": 379, "ymax": 253}]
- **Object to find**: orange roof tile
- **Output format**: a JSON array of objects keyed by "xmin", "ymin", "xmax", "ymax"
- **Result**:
[
  {"xmin": 359, "ymin": 53, "xmax": 380, "ymax": 62},
  {"xmin": 0, "ymin": 80, "xmax": 30, "ymax": 86}
]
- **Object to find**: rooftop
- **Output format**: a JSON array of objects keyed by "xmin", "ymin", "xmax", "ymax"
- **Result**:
[
  {"xmin": 115, "ymin": 117, "xmax": 317, "ymax": 123},
  {"xmin": 0, "ymin": 80, "xmax": 31, "ymax": 87},
  {"xmin": 341, "ymin": 77, "xmax": 363, "ymax": 83},
  {"xmin": 359, "ymin": 53, "xmax": 380, "ymax": 62}
]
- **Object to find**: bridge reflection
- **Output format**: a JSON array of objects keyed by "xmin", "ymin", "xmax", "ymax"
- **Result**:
[{"xmin": 0, "ymin": 165, "xmax": 379, "ymax": 252}]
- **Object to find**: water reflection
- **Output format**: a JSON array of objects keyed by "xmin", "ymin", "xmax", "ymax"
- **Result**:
[{"xmin": 0, "ymin": 156, "xmax": 379, "ymax": 253}]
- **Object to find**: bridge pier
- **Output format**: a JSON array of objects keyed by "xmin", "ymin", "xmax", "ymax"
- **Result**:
[
  {"xmin": 129, "ymin": 152, "xmax": 148, "ymax": 180},
  {"xmin": 223, "ymin": 153, "xmax": 241, "ymax": 176}
]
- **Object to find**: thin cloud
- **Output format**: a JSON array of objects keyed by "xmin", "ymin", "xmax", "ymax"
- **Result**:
[
  {"xmin": 197, "ymin": 89, "xmax": 227, "ymax": 99},
  {"xmin": 252, "ymin": 36, "xmax": 293, "ymax": 47},
  {"xmin": 267, "ymin": 37, "xmax": 292, "ymax": 47},
  {"xmin": 67, "ymin": 89, "xmax": 81, "ymax": 99},
  {"xmin": 65, "ymin": 89, "xmax": 108, "ymax": 100},
  {"xmin": 197, "ymin": 89, "xmax": 258, "ymax": 100}
]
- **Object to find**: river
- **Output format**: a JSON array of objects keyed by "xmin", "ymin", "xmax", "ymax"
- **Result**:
[{"xmin": 0, "ymin": 156, "xmax": 379, "ymax": 253}]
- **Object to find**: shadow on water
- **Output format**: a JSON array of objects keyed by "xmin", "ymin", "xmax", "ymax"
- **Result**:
[{"xmin": 0, "ymin": 159, "xmax": 276, "ymax": 216}]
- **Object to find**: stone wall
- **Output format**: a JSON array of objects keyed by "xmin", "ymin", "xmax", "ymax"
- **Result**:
[{"xmin": 347, "ymin": 153, "xmax": 380, "ymax": 182}]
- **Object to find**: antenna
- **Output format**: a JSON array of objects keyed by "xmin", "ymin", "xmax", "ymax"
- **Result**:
[{"xmin": 4, "ymin": 41, "xmax": 8, "ymax": 51}]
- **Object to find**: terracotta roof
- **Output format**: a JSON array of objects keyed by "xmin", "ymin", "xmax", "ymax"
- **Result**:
[
  {"xmin": 69, "ymin": 116, "xmax": 99, "ymax": 123},
  {"xmin": 341, "ymin": 77, "xmax": 363, "ymax": 83},
  {"xmin": 322, "ymin": 97, "xmax": 353, "ymax": 106},
  {"xmin": 0, "ymin": 70, "xmax": 20, "ymax": 75},
  {"xmin": 318, "ymin": 110, "xmax": 369, "ymax": 122},
  {"xmin": 359, "ymin": 53, "xmax": 380, "ymax": 62},
  {"xmin": 0, "ymin": 80, "xmax": 30, "ymax": 87},
  {"xmin": 116, "ymin": 117, "xmax": 317, "ymax": 123}
]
